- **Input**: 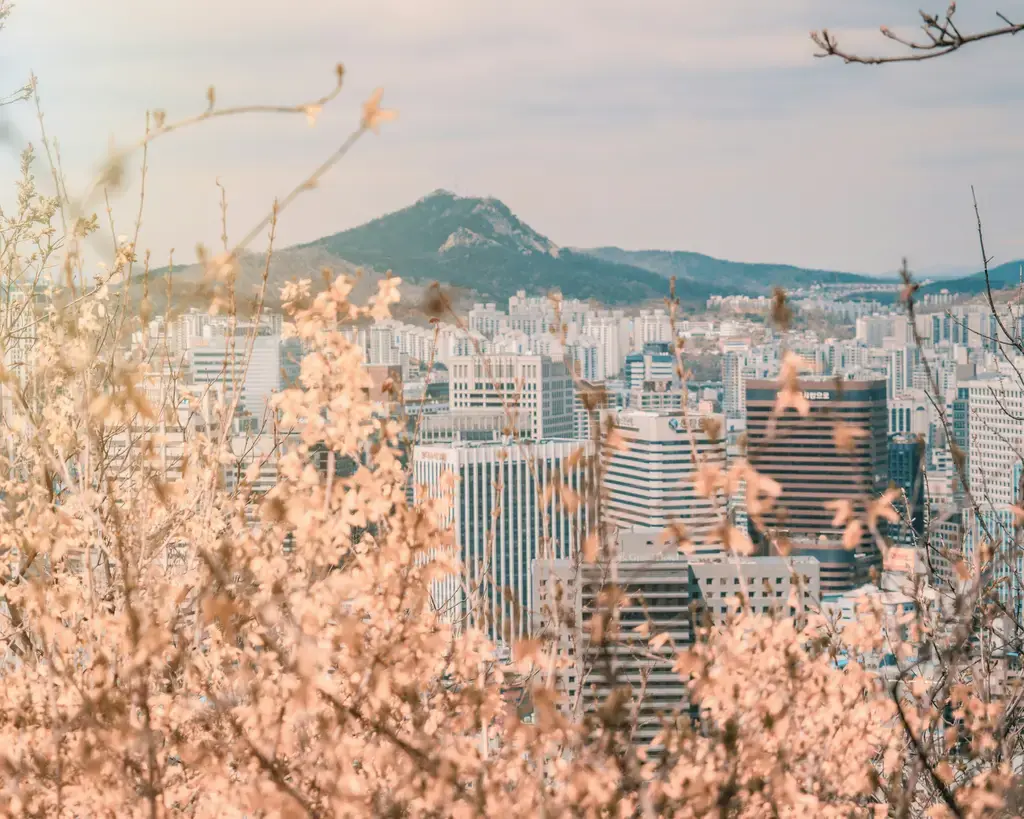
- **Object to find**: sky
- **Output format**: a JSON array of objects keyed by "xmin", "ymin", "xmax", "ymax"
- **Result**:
[{"xmin": 4, "ymin": 0, "xmax": 1024, "ymax": 276}]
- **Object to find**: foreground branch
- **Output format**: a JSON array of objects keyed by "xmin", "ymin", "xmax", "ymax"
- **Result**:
[{"xmin": 813, "ymin": 5, "xmax": 1024, "ymax": 65}]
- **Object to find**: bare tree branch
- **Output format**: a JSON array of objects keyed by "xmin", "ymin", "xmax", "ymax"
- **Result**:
[{"xmin": 813, "ymin": 5, "xmax": 1024, "ymax": 65}]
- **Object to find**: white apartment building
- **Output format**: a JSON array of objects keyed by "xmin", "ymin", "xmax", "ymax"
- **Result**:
[
  {"xmin": 565, "ymin": 338, "xmax": 599, "ymax": 382},
  {"xmin": 448, "ymin": 354, "xmax": 575, "ymax": 440},
  {"xmin": 584, "ymin": 310, "xmax": 631, "ymax": 380},
  {"xmin": 601, "ymin": 408, "xmax": 726, "ymax": 551},
  {"xmin": 414, "ymin": 439, "xmax": 594, "ymax": 645},
  {"xmin": 963, "ymin": 370, "xmax": 1024, "ymax": 608},
  {"xmin": 436, "ymin": 326, "xmax": 489, "ymax": 363},
  {"xmin": 721, "ymin": 342, "xmax": 749, "ymax": 418},
  {"xmin": 184, "ymin": 330, "xmax": 283, "ymax": 428},
  {"xmin": 468, "ymin": 302, "xmax": 507, "ymax": 339},
  {"xmin": 366, "ymin": 323, "xmax": 402, "ymax": 366},
  {"xmin": 636, "ymin": 308, "xmax": 672, "ymax": 349},
  {"xmin": 856, "ymin": 315, "xmax": 896, "ymax": 348},
  {"xmin": 885, "ymin": 344, "xmax": 920, "ymax": 398}
]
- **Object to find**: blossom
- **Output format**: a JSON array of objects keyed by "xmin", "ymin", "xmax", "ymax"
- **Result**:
[{"xmin": 362, "ymin": 87, "xmax": 398, "ymax": 133}]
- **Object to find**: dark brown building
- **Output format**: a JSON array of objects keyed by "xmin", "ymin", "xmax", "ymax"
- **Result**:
[{"xmin": 745, "ymin": 378, "xmax": 889, "ymax": 589}]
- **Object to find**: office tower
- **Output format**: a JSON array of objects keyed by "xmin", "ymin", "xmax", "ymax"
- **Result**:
[
  {"xmin": 951, "ymin": 386, "xmax": 970, "ymax": 502},
  {"xmin": 889, "ymin": 434, "xmax": 926, "ymax": 546},
  {"xmin": 602, "ymin": 408, "xmax": 726, "ymax": 551},
  {"xmin": 184, "ymin": 331, "xmax": 283, "ymax": 428},
  {"xmin": 533, "ymin": 542, "xmax": 819, "ymax": 746},
  {"xmin": 925, "ymin": 504, "xmax": 962, "ymax": 590},
  {"xmin": 414, "ymin": 439, "xmax": 594, "ymax": 646},
  {"xmin": 932, "ymin": 312, "xmax": 953, "ymax": 345},
  {"xmin": 447, "ymin": 354, "xmax": 574, "ymax": 440},
  {"xmin": 625, "ymin": 342, "xmax": 681, "ymax": 409},
  {"xmin": 745, "ymin": 378, "xmax": 889, "ymax": 584},
  {"xmin": 888, "ymin": 390, "xmax": 929, "ymax": 436},
  {"xmin": 725, "ymin": 418, "xmax": 749, "ymax": 533},
  {"xmin": 625, "ymin": 342, "xmax": 674, "ymax": 391}
]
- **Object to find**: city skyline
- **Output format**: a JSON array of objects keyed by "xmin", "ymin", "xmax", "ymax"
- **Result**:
[{"xmin": 4, "ymin": 1, "xmax": 1024, "ymax": 277}]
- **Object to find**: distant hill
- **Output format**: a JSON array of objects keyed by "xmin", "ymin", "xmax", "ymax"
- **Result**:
[
  {"xmin": 302, "ymin": 190, "xmax": 679, "ymax": 305},
  {"xmin": 579, "ymin": 247, "xmax": 877, "ymax": 295},
  {"xmin": 920, "ymin": 260, "xmax": 1024, "ymax": 296}
]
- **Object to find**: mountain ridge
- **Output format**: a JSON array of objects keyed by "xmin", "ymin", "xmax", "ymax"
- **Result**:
[
  {"xmin": 301, "ymin": 190, "xmax": 882, "ymax": 305},
  {"xmin": 578, "ymin": 246, "xmax": 877, "ymax": 293},
  {"xmin": 301, "ymin": 190, "xmax": 677, "ymax": 305},
  {"xmin": 919, "ymin": 259, "xmax": 1024, "ymax": 296},
  {"xmin": 134, "ymin": 190, "xmax": 1023, "ymax": 310}
]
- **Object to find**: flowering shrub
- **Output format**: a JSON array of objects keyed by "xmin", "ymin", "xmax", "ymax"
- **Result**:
[{"xmin": 0, "ymin": 22, "xmax": 1019, "ymax": 815}]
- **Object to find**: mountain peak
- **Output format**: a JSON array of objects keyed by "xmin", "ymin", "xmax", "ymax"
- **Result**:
[
  {"xmin": 419, "ymin": 188, "xmax": 459, "ymax": 202},
  {"xmin": 307, "ymin": 191, "xmax": 673, "ymax": 303}
]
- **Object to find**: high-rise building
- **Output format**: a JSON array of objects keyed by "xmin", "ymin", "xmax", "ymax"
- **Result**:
[
  {"xmin": 888, "ymin": 390, "xmax": 929, "ymax": 436},
  {"xmin": 624, "ymin": 342, "xmax": 674, "ymax": 391},
  {"xmin": 889, "ymin": 434, "xmax": 926, "ymax": 546},
  {"xmin": 584, "ymin": 310, "xmax": 630, "ymax": 380},
  {"xmin": 963, "ymin": 372, "xmax": 1024, "ymax": 611},
  {"xmin": 533, "ymin": 543, "xmax": 819, "ymax": 746},
  {"xmin": 951, "ymin": 386, "xmax": 971, "ymax": 502},
  {"xmin": 467, "ymin": 303, "xmax": 507, "ymax": 339},
  {"xmin": 925, "ymin": 504, "xmax": 962, "ymax": 591},
  {"xmin": 601, "ymin": 408, "xmax": 726, "ymax": 551},
  {"xmin": 184, "ymin": 332, "xmax": 283, "ymax": 428},
  {"xmin": 721, "ymin": 343, "xmax": 749, "ymax": 419},
  {"xmin": 414, "ymin": 439, "xmax": 594, "ymax": 646},
  {"xmin": 573, "ymin": 381, "xmax": 615, "ymax": 440},
  {"xmin": 856, "ymin": 315, "xmax": 894, "ymax": 348},
  {"xmin": 886, "ymin": 345, "xmax": 920, "ymax": 398},
  {"xmin": 366, "ymin": 323, "xmax": 402, "ymax": 366},
  {"xmin": 745, "ymin": 378, "xmax": 889, "ymax": 583},
  {"xmin": 565, "ymin": 338, "xmax": 600, "ymax": 382},
  {"xmin": 636, "ymin": 308, "xmax": 672, "ymax": 348},
  {"xmin": 447, "ymin": 354, "xmax": 575, "ymax": 440}
]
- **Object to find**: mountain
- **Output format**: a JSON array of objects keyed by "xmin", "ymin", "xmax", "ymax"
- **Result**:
[
  {"xmin": 136, "ymin": 191, "xmax": 907, "ymax": 314},
  {"xmin": 579, "ymin": 247, "xmax": 878, "ymax": 293},
  {"xmin": 302, "ymin": 190, "xmax": 680, "ymax": 305},
  {"xmin": 913, "ymin": 263, "xmax": 977, "ymax": 280},
  {"xmin": 920, "ymin": 260, "xmax": 1024, "ymax": 296}
]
